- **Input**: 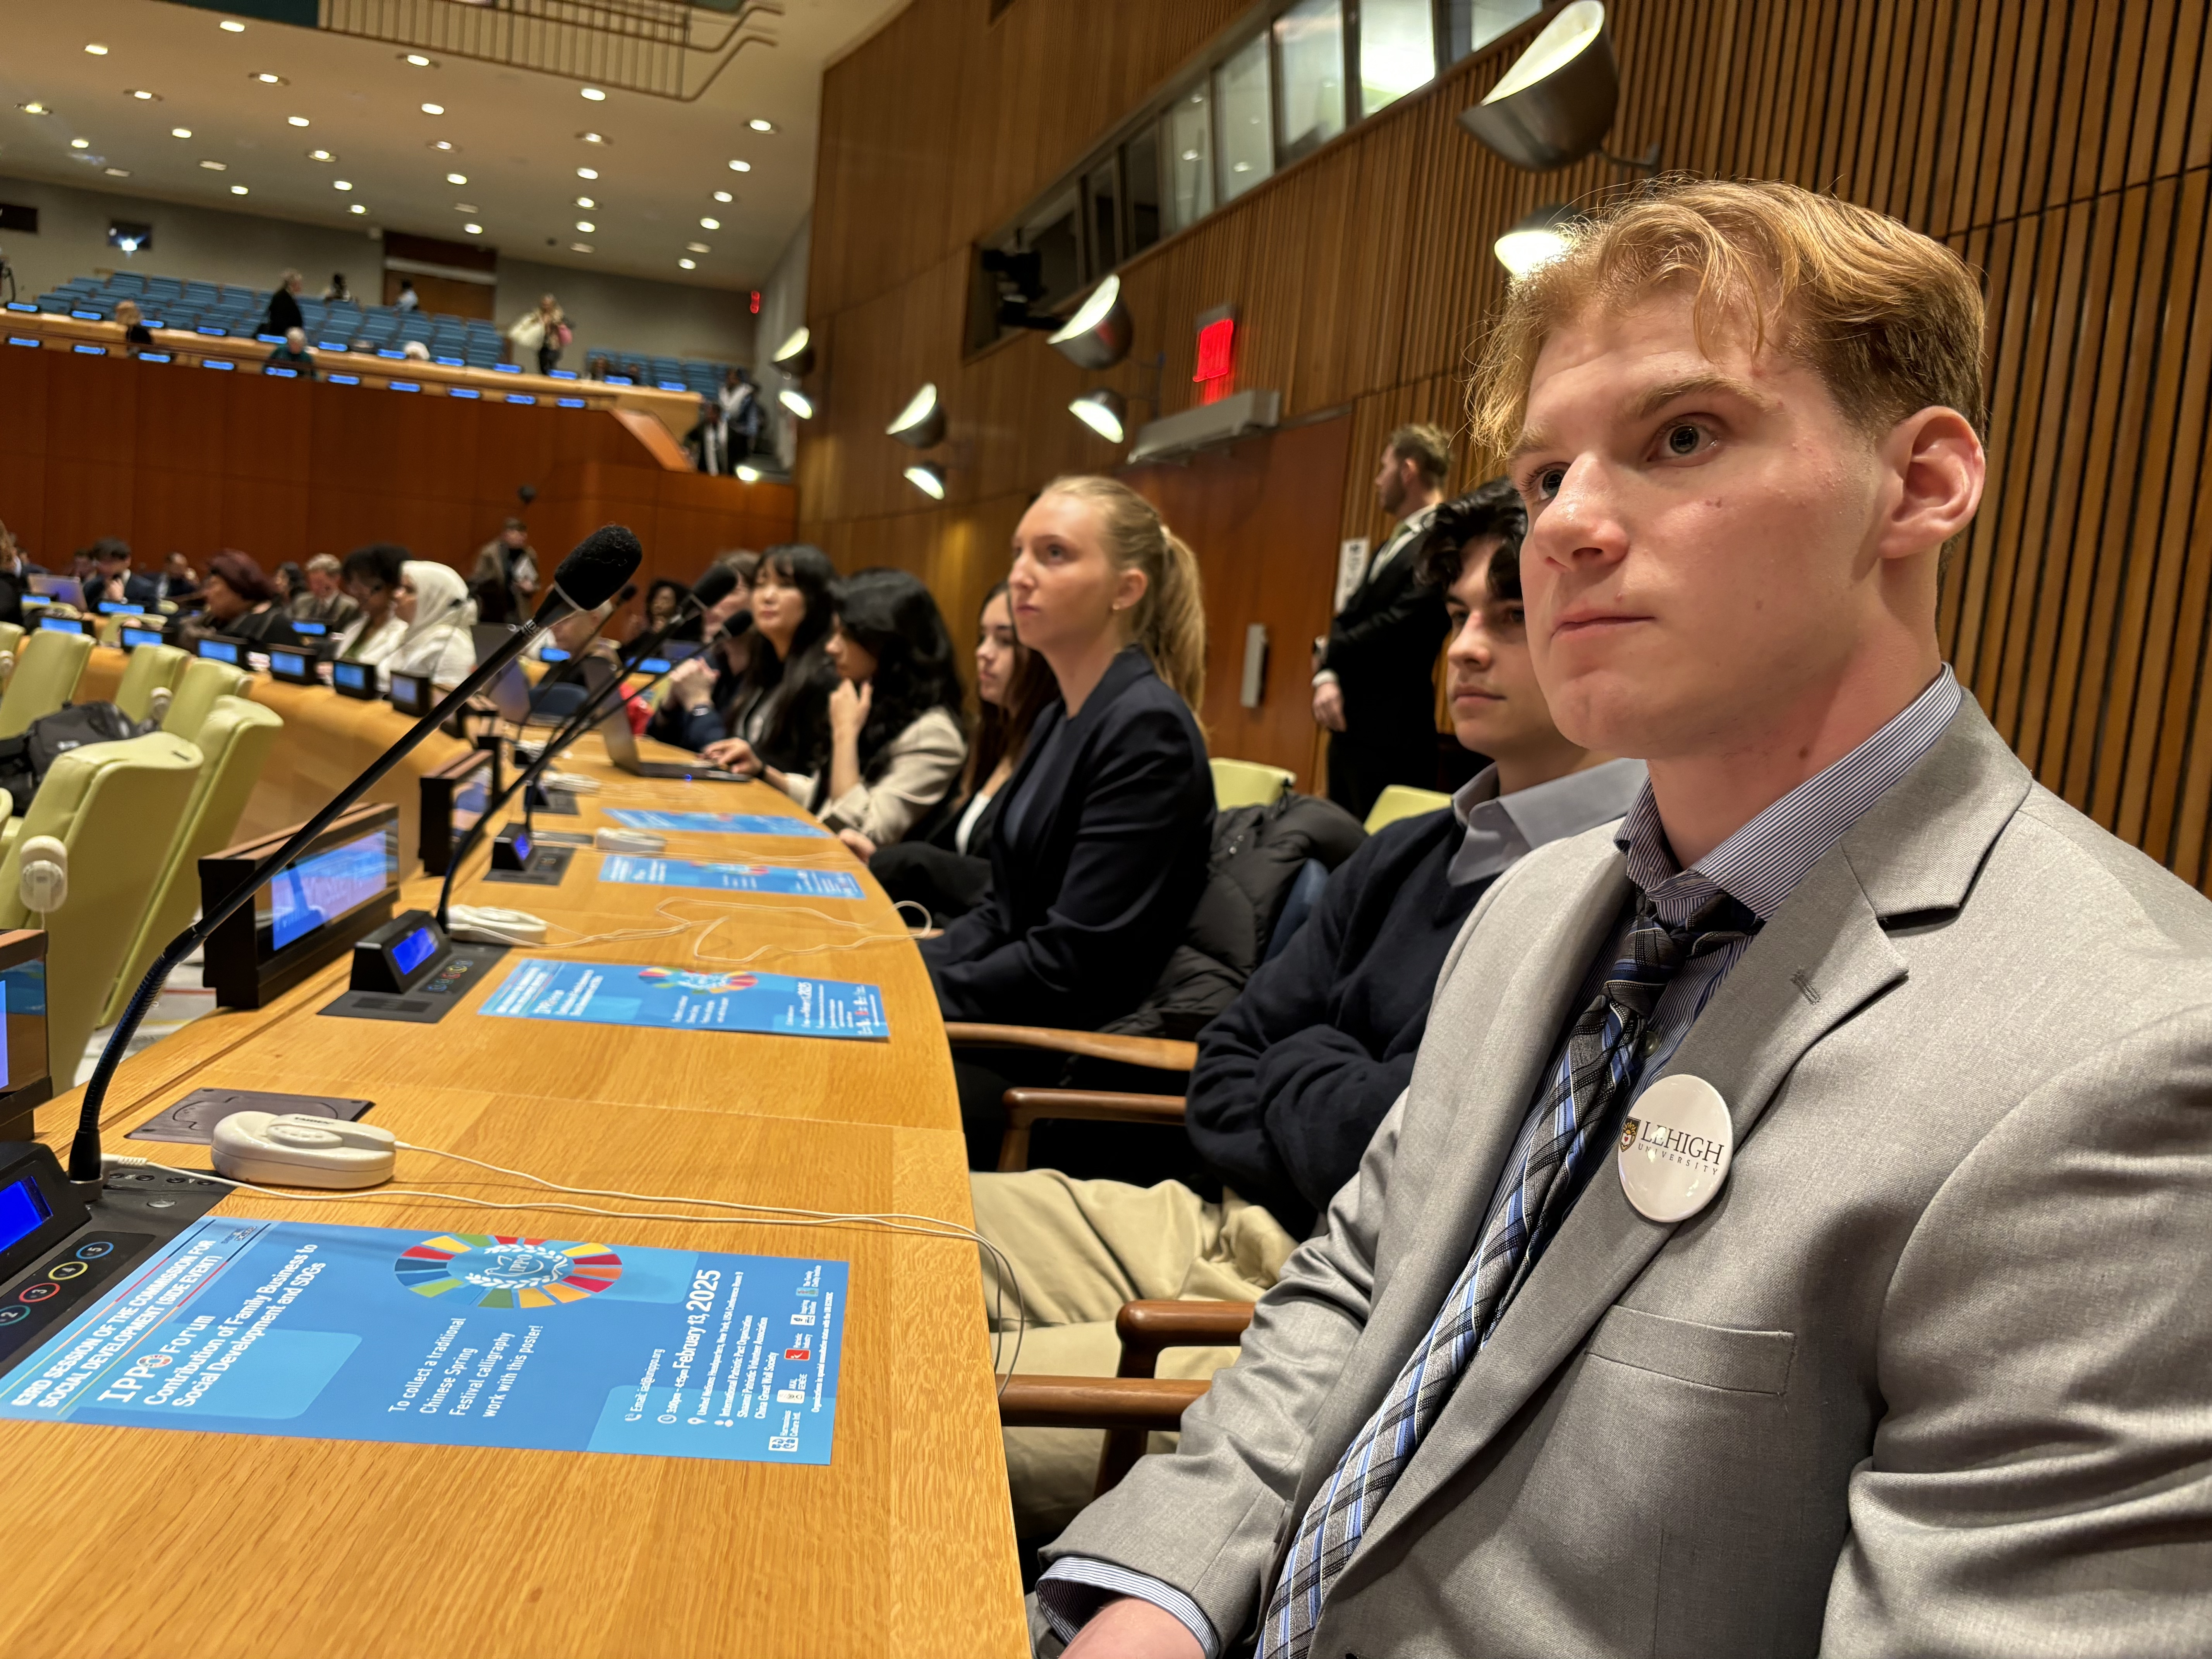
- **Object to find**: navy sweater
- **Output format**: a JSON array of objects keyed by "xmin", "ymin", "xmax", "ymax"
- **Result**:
[{"xmin": 1184, "ymin": 807, "xmax": 1486, "ymax": 1237}]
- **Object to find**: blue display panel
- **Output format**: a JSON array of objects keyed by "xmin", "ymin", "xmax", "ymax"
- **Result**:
[
  {"xmin": 0, "ymin": 1175, "xmax": 50, "ymax": 1255},
  {"xmin": 121, "ymin": 627, "xmax": 164, "ymax": 649},
  {"xmin": 264, "ymin": 828, "xmax": 394, "ymax": 952},
  {"xmin": 294, "ymin": 620, "xmax": 328, "ymax": 638},
  {"xmin": 332, "ymin": 661, "xmax": 370, "ymax": 692},
  {"xmin": 197, "ymin": 638, "xmax": 240, "ymax": 664},
  {"xmin": 37, "ymin": 617, "xmax": 84, "ymax": 635},
  {"xmin": 269, "ymin": 648, "xmax": 308, "ymax": 678},
  {"xmin": 390, "ymin": 926, "xmax": 439, "ymax": 977}
]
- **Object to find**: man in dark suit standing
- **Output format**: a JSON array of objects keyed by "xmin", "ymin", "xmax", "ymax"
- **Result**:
[{"xmin": 1313, "ymin": 423, "xmax": 1453, "ymax": 820}]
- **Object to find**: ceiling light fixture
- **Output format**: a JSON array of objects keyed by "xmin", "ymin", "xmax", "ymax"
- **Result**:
[
  {"xmin": 171, "ymin": 126, "xmax": 191, "ymax": 137},
  {"xmin": 104, "ymin": 166, "xmax": 128, "ymax": 176},
  {"xmin": 903, "ymin": 462, "xmax": 946, "ymax": 500},
  {"xmin": 685, "ymin": 240, "xmax": 710, "ymax": 253},
  {"xmin": 699, "ymin": 216, "xmax": 719, "ymax": 230},
  {"xmin": 402, "ymin": 52, "xmax": 435, "ymax": 67},
  {"xmin": 576, "ymin": 166, "xmax": 598, "ymax": 179},
  {"xmin": 580, "ymin": 87, "xmax": 606, "ymax": 101},
  {"xmin": 220, "ymin": 19, "xmax": 246, "ymax": 31},
  {"xmin": 230, "ymin": 184, "xmax": 248, "ymax": 195},
  {"xmin": 569, "ymin": 242, "xmax": 593, "ymax": 252},
  {"xmin": 447, "ymin": 172, "xmax": 467, "ymax": 184},
  {"xmin": 575, "ymin": 196, "xmax": 595, "ymax": 208},
  {"xmin": 1048, "ymin": 273, "xmax": 1133, "ymax": 369},
  {"xmin": 128, "ymin": 89, "xmax": 160, "ymax": 101},
  {"xmin": 1493, "ymin": 203, "xmax": 1581, "ymax": 277},
  {"xmin": 712, "ymin": 190, "xmax": 732, "ymax": 203},
  {"xmin": 349, "ymin": 203, "xmax": 366, "ymax": 214},
  {"xmin": 771, "ymin": 326, "xmax": 813, "ymax": 377},
  {"xmin": 464, "ymin": 223, "xmax": 483, "ymax": 234},
  {"xmin": 308, "ymin": 148, "xmax": 333, "ymax": 160},
  {"xmin": 333, "ymin": 179, "xmax": 352, "ymax": 190},
  {"xmin": 430, "ymin": 139, "xmax": 455, "ymax": 152},
  {"xmin": 84, "ymin": 44, "xmax": 109, "ymax": 56},
  {"xmin": 199, "ymin": 159, "xmax": 228, "ymax": 170},
  {"xmin": 454, "ymin": 202, "xmax": 477, "ymax": 212},
  {"xmin": 678, "ymin": 258, "xmax": 696, "ymax": 270},
  {"xmin": 421, "ymin": 103, "xmax": 444, "ymax": 115},
  {"xmin": 577, "ymin": 131, "xmax": 606, "ymax": 144},
  {"xmin": 288, "ymin": 115, "xmax": 310, "ymax": 127},
  {"xmin": 70, "ymin": 137, "xmax": 90, "ymax": 149},
  {"xmin": 886, "ymin": 383, "xmax": 945, "ymax": 449},
  {"xmin": 575, "ymin": 220, "xmax": 595, "ymax": 232},
  {"xmin": 251, "ymin": 72, "xmax": 285, "ymax": 85},
  {"xmin": 747, "ymin": 118, "xmax": 774, "ymax": 132},
  {"xmin": 727, "ymin": 159, "xmax": 751, "ymax": 172},
  {"xmin": 19, "ymin": 102, "xmax": 53, "ymax": 116},
  {"xmin": 1068, "ymin": 387, "xmax": 1128, "ymax": 444},
  {"xmin": 778, "ymin": 387, "xmax": 814, "ymax": 420},
  {"xmin": 1458, "ymin": 0, "xmax": 1615, "ymax": 170}
]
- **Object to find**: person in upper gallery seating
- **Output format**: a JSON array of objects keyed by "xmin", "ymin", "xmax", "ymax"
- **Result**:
[
  {"xmin": 729, "ymin": 567, "xmax": 969, "ymax": 852},
  {"xmin": 331, "ymin": 544, "xmax": 408, "ymax": 666},
  {"xmin": 866, "ymin": 580, "xmax": 1058, "ymax": 927},
  {"xmin": 263, "ymin": 270, "xmax": 304, "ymax": 339},
  {"xmin": 394, "ymin": 280, "xmax": 420, "ymax": 313},
  {"xmin": 975, "ymin": 479, "xmax": 1644, "ymax": 1541},
  {"xmin": 189, "ymin": 551, "xmax": 301, "ymax": 650},
  {"xmin": 687, "ymin": 544, "xmax": 838, "ymax": 775},
  {"xmin": 383, "ymin": 561, "xmax": 479, "ymax": 689},
  {"xmin": 323, "ymin": 272, "xmax": 353, "ymax": 304},
  {"xmin": 920, "ymin": 477, "xmax": 1213, "ymax": 1037},
  {"xmin": 649, "ymin": 552, "xmax": 760, "ymax": 750},
  {"xmin": 292, "ymin": 554, "xmax": 360, "ymax": 630},
  {"xmin": 112, "ymin": 299, "xmax": 153, "ymax": 354},
  {"xmin": 266, "ymin": 327, "xmax": 317, "ymax": 379}
]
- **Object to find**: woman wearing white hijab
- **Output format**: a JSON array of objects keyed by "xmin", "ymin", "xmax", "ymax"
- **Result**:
[{"xmin": 385, "ymin": 560, "xmax": 479, "ymax": 688}]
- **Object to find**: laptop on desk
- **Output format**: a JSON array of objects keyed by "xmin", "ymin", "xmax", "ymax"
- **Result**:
[{"xmin": 596, "ymin": 704, "xmax": 747, "ymax": 783}]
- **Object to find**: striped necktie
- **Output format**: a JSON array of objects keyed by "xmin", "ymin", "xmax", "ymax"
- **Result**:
[{"xmin": 1257, "ymin": 892, "xmax": 1753, "ymax": 1659}]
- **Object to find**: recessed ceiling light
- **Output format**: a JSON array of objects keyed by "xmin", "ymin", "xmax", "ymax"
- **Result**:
[
  {"xmin": 575, "ymin": 167, "xmax": 597, "ymax": 179},
  {"xmin": 727, "ymin": 159, "xmax": 750, "ymax": 172},
  {"xmin": 231, "ymin": 184, "xmax": 248, "ymax": 194},
  {"xmin": 70, "ymin": 137, "xmax": 90, "ymax": 149},
  {"xmin": 685, "ymin": 240, "xmax": 709, "ymax": 253},
  {"xmin": 678, "ymin": 258, "xmax": 696, "ymax": 270},
  {"xmin": 220, "ymin": 17, "xmax": 246, "ymax": 30},
  {"xmin": 19, "ymin": 103, "xmax": 53, "ymax": 116},
  {"xmin": 430, "ymin": 139, "xmax": 455, "ymax": 151},
  {"xmin": 463, "ymin": 222, "xmax": 483, "ymax": 234},
  {"xmin": 454, "ymin": 202, "xmax": 477, "ymax": 213},
  {"xmin": 747, "ymin": 118, "xmax": 773, "ymax": 132},
  {"xmin": 288, "ymin": 115, "xmax": 309, "ymax": 127},
  {"xmin": 574, "ymin": 196, "xmax": 595, "ymax": 208},
  {"xmin": 580, "ymin": 87, "xmax": 606, "ymax": 101},
  {"xmin": 578, "ymin": 131, "xmax": 606, "ymax": 144},
  {"xmin": 699, "ymin": 216, "xmax": 719, "ymax": 230},
  {"xmin": 84, "ymin": 43, "xmax": 109, "ymax": 56},
  {"xmin": 170, "ymin": 126, "xmax": 191, "ymax": 138},
  {"xmin": 350, "ymin": 203, "xmax": 367, "ymax": 213},
  {"xmin": 401, "ymin": 53, "xmax": 435, "ymax": 67},
  {"xmin": 575, "ymin": 220, "xmax": 595, "ymax": 232},
  {"xmin": 128, "ymin": 89, "xmax": 160, "ymax": 101},
  {"xmin": 199, "ymin": 159, "xmax": 227, "ymax": 170},
  {"xmin": 569, "ymin": 242, "xmax": 592, "ymax": 252},
  {"xmin": 446, "ymin": 172, "xmax": 467, "ymax": 184},
  {"xmin": 712, "ymin": 190, "xmax": 732, "ymax": 203},
  {"xmin": 421, "ymin": 103, "xmax": 444, "ymax": 115},
  {"xmin": 308, "ymin": 148, "xmax": 333, "ymax": 161},
  {"xmin": 333, "ymin": 179, "xmax": 352, "ymax": 190},
  {"xmin": 104, "ymin": 166, "xmax": 128, "ymax": 176},
  {"xmin": 251, "ymin": 72, "xmax": 285, "ymax": 85}
]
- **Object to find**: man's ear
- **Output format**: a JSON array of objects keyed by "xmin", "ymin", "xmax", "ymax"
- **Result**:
[{"xmin": 1879, "ymin": 406, "xmax": 1984, "ymax": 564}]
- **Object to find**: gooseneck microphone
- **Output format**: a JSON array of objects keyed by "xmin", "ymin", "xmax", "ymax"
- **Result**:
[
  {"xmin": 434, "ymin": 565, "xmax": 738, "ymax": 928},
  {"xmin": 67, "ymin": 525, "xmax": 643, "ymax": 1190}
]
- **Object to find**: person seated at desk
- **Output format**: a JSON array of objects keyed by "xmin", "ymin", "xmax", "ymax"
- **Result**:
[
  {"xmin": 920, "ymin": 474, "xmax": 1213, "ymax": 1046},
  {"xmin": 677, "ymin": 544, "xmax": 835, "ymax": 771},
  {"xmin": 646, "ymin": 553, "xmax": 758, "ymax": 749},
  {"xmin": 864, "ymin": 579, "xmax": 1056, "ymax": 924},
  {"xmin": 189, "ymin": 551, "xmax": 301, "ymax": 649},
  {"xmin": 635, "ymin": 578, "xmax": 690, "ymax": 644},
  {"xmin": 291, "ymin": 554, "xmax": 360, "ymax": 630},
  {"xmin": 0, "ymin": 525, "xmax": 30, "ymax": 627},
  {"xmin": 711, "ymin": 568, "xmax": 968, "ymax": 850},
  {"xmin": 526, "ymin": 601, "xmax": 621, "ymax": 719},
  {"xmin": 384, "ymin": 561, "xmax": 478, "ymax": 688},
  {"xmin": 266, "ymin": 328, "xmax": 316, "ymax": 379},
  {"xmin": 973, "ymin": 481, "xmax": 1644, "ymax": 1537},
  {"xmin": 330, "ymin": 544, "xmax": 407, "ymax": 666},
  {"xmin": 86, "ymin": 538, "xmax": 160, "ymax": 609},
  {"xmin": 159, "ymin": 551, "xmax": 200, "ymax": 605},
  {"xmin": 113, "ymin": 299, "xmax": 153, "ymax": 354}
]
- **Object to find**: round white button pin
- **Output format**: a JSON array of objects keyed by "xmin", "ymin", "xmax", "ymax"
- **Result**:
[{"xmin": 1617, "ymin": 1074, "xmax": 1734, "ymax": 1223}]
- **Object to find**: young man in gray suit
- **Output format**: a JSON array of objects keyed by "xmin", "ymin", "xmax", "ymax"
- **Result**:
[{"xmin": 1032, "ymin": 178, "xmax": 2212, "ymax": 1657}]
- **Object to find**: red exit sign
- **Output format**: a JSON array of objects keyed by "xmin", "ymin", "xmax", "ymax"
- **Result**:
[{"xmin": 1193, "ymin": 304, "xmax": 1236, "ymax": 404}]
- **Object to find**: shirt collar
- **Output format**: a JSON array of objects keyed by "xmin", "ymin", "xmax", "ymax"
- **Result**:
[
  {"xmin": 1614, "ymin": 666, "xmax": 1966, "ymax": 924},
  {"xmin": 1449, "ymin": 756, "xmax": 1650, "ymax": 887}
]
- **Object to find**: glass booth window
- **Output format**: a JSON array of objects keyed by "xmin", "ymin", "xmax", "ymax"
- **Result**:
[
  {"xmin": 1447, "ymin": 0, "xmax": 1543, "ymax": 62},
  {"xmin": 1274, "ymin": 0, "xmax": 1346, "ymax": 165},
  {"xmin": 1123, "ymin": 124, "xmax": 1163, "ymax": 254},
  {"xmin": 1087, "ymin": 157, "xmax": 1121, "ymax": 274},
  {"xmin": 1164, "ymin": 81, "xmax": 1214, "ymax": 232},
  {"xmin": 1215, "ymin": 32, "xmax": 1273, "ymax": 203},
  {"xmin": 1361, "ymin": 0, "xmax": 1439, "ymax": 114}
]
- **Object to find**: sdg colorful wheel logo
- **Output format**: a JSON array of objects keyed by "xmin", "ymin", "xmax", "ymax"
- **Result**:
[
  {"xmin": 636, "ymin": 968, "xmax": 757, "ymax": 994},
  {"xmin": 394, "ymin": 1234, "xmax": 624, "ymax": 1309}
]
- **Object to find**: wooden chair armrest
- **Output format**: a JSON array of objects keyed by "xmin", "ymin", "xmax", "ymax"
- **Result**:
[
  {"xmin": 995, "ymin": 1374, "xmax": 1209, "ymax": 1431},
  {"xmin": 944, "ymin": 1021, "xmax": 1198, "ymax": 1073},
  {"xmin": 1115, "ymin": 1300, "xmax": 1255, "ymax": 1378},
  {"xmin": 995, "ymin": 1089, "xmax": 1187, "ymax": 1171}
]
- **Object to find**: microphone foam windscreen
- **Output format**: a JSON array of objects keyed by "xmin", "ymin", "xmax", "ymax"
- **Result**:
[
  {"xmin": 691, "ymin": 563, "xmax": 740, "ymax": 610},
  {"xmin": 556, "ymin": 526, "xmax": 643, "ymax": 610}
]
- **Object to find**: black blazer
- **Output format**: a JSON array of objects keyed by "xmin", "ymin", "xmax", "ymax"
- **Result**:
[
  {"xmin": 922, "ymin": 647, "xmax": 1213, "ymax": 1029},
  {"xmin": 1322, "ymin": 521, "xmax": 1450, "ymax": 733}
]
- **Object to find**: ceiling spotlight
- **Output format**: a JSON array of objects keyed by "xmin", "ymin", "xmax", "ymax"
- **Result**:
[
  {"xmin": 569, "ymin": 242, "xmax": 594, "ymax": 253},
  {"xmin": 577, "ymin": 131, "xmax": 606, "ymax": 144},
  {"xmin": 1068, "ymin": 387, "xmax": 1128, "ymax": 444},
  {"xmin": 447, "ymin": 172, "xmax": 467, "ymax": 184},
  {"xmin": 886, "ymin": 383, "xmax": 945, "ymax": 449},
  {"xmin": 576, "ymin": 166, "xmax": 598, "ymax": 179},
  {"xmin": 171, "ymin": 126, "xmax": 191, "ymax": 137},
  {"xmin": 19, "ymin": 102, "xmax": 53, "ymax": 116},
  {"xmin": 308, "ymin": 148, "xmax": 333, "ymax": 160},
  {"xmin": 333, "ymin": 179, "xmax": 352, "ymax": 190},
  {"xmin": 685, "ymin": 240, "xmax": 710, "ymax": 253},
  {"xmin": 747, "ymin": 118, "xmax": 774, "ymax": 132},
  {"xmin": 220, "ymin": 19, "xmax": 247, "ymax": 30},
  {"xmin": 288, "ymin": 115, "xmax": 310, "ymax": 127},
  {"xmin": 1458, "ymin": 0, "xmax": 1615, "ymax": 170},
  {"xmin": 778, "ymin": 387, "xmax": 814, "ymax": 420},
  {"xmin": 771, "ymin": 325, "xmax": 813, "ymax": 377},
  {"xmin": 1494, "ymin": 203, "xmax": 1581, "ymax": 278},
  {"xmin": 1048, "ymin": 273, "xmax": 1133, "ymax": 369},
  {"xmin": 712, "ymin": 190, "xmax": 732, "ymax": 203},
  {"xmin": 580, "ymin": 87, "xmax": 606, "ymax": 101},
  {"xmin": 453, "ymin": 202, "xmax": 477, "ymax": 212},
  {"xmin": 402, "ymin": 52, "xmax": 435, "ymax": 67},
  {"xmin": 421, "ymin": 103, "xmax": 444, "ymax": 115},
  {"xmin": 903, "ymin": 463, "xmax": 946, "ymax": 500},
  {"xmin": 84, "ymin": 43, "xmax": 109, "ymax": 56},
  {"xmin": 464, "ymin": 222, "xmax": 483, "ymax": 234},
  {"xmin": 699, "ymin": 216, "xmax": 720, "ymax": 230},
  {"xmin": 575, "ymin": 196, "xmax": 595, "ymax": 208},
  {"xmin": 727, "ymin": 159, "xmax": 751, "ymax": 173},
  {"xmin": 678, "ymin": 258, "xmax": 696, "ymax": 270},
  {"xmin": 230, "ymin": 185, "xmax": 248, "ymax": 195},
  {"xmin": 199, "ymin": 159, "xmax": 228, "ymax": 170},
  {"xmin": 104, "ymin": 167, "xmax": 129, "ymax": 177},
  {"xmin": 251, "ymin": 72, "xmax": 285, "ymax": 85},
  {"xmin": 736, "ymin": 464, "xmax": 761, "ymax": 483},
  {"xmin": 70, "ymin": 137, "xmax": 90, "ymax": 149},
  {"xmin": 575, "ymin": 220, "xmax": 595, "ymax": 233},
  {"xmin": 128, "ymin": 89, "xmax": 161, "ymax": 101},
  {"xmin": 350, "ymin": 204, "xmax": 367, "ymax": 214},
  {"xmin": 431, "ymin": 139, "xmax": 455, "ymax": 151}
]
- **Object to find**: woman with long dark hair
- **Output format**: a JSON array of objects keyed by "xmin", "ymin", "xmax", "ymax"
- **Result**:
[{"xmin": 695, "ymin": 543, "xmax": 838, "ymax": 777}]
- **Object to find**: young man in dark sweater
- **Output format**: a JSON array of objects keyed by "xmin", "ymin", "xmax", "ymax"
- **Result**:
[{"xmin": 975, "ymin": 479, "xmax": 1646, "ymax": 1536}]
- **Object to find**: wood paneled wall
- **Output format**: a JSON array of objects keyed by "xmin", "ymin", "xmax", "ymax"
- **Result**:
[
  {"xmin": 0, "ymin": 347, "xmax": 794, "ymax": 605},
  {"xmin": 804, "ymin": 0, "xmax": 2212, "ymax": 883}
]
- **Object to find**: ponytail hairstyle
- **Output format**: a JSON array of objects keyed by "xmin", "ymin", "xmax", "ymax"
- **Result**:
[{"xmin": 1036, "ymin": 475, "xmax": 1206, "ymax": 711}]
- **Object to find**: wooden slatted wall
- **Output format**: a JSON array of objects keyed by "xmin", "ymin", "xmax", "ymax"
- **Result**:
[{"xmin": 802, "ymin": 0, "xmax": 2212, "ymax": 888}]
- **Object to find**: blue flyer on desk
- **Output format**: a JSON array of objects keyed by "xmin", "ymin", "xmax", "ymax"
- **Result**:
[
  {"xmin": 0, "ymin": 1217, "xmax": 847, "ymax": 1464},
  {"xmin": 606, "ymin": 809, "xmax": 831, "ymax": 837},
  {"xmin": 598, "ymin": 854, "xmax": 864, "ymax": 899},
  {"xmin": 479, "ymin": 959, "xmax": 889, "ymax": 1040}
]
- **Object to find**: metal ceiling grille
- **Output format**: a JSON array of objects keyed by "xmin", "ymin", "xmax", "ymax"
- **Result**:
[{"xmin": 318, "ymin": 0, "xmax": 781, "ymax": 101}]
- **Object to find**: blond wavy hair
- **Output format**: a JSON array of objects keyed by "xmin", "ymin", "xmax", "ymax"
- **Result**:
[{"xmin": 1037, "ymin": 475, "xmax": 1206, "ymax": 712}]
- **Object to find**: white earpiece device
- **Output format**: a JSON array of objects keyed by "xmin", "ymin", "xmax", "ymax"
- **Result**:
[
  {"xmin": 594, "ymin": 827, "xmax": 665, "ymax": 853},
  {"xmin": 18, "ymin": 836, "xmax": 68, "ymax": 916},
  {"xmin": 211, "ymin": 1112, "xmax": 397, "ymax": 1189}
]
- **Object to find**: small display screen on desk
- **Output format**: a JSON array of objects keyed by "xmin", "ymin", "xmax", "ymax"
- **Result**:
[
  {"xmin": 264, "ymin": 827, "xmax": 397, "ymax": 952},
  {"xmin": 638, "ymin": 657, "xmax": 671, "ymax": 673},
  {"xmin": 539, "ymin": 647, "xmax": 572, "ymax": 664},
  {"xmin": 390, "ymin": 925, "xmax": 440, "ymax": 977},
  {"xmin": 332, "ymin": 661, "xmax": 370, "ymax": 693},
  {"xmin": 294, "ymin": 620, "xmax": 328, "ymax": 639},
  {"xmin": 197, "ymin": 637, "xmax": 241, "ymax": 665},
  {"xmin": 0, "ymin": 1172, "xmax": 51, "ymax": 1255},
  {"xmin": 121, "ymin": 626, "xmax": 164, "ymax": 650},
  {"xmin": 96, "ymin": 601, "xmax": 145, "ymax": 616},
  {"xmin": 270, "ymin": 647, "xmax": 309, "ymax": 680},
  {"xmin": 37, "ymin": 617, "xmax": 84, "ymax": 635},
  {"xmin": 389, "ymin": 671, "xmax": 431, "ymax": 716}
]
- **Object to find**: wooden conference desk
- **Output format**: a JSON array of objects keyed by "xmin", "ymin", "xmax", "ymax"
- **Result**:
[{"xmin": 0, "ymin": 714, "xmax": 1029, "ymax": 1657}]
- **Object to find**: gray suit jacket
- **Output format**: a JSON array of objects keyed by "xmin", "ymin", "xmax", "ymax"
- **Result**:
[{"xmin": 1043, "ymin": 703, "xmax": 2212, "ymax": 1656}]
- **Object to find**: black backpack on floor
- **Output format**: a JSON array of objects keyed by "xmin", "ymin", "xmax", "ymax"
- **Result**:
[{"xmin": 0, "ymin": 702, "xmax": 147, "ymax": 814}]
